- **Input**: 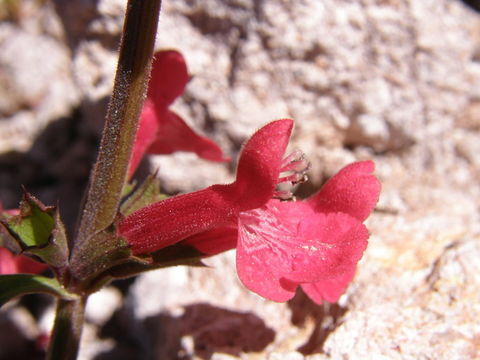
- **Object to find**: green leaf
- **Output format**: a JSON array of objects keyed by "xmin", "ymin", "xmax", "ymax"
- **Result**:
[
  {"xmin": 1, "ymin": 192, "xmax": 69, "ymax": 268},
  {"xmin": 121, "ymin": 174, "xmax": 166, "ymax": 216},
  {"xmin": 121, "ymin": 180, "xmax": 136, "ymax": 198},
  {"xmin": 0, "ymin": 274, "xmax": 76, "ymax": 307},
  {"xmin": 28, "ymin": 210, "xmax": 69, "ymax": 269},
  {"xmin": 3, "ymin": 192, "xmax": 55, "ymax": 248}
]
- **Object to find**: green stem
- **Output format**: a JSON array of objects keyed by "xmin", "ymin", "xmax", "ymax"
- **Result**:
[
  {"xmin": 74, "ymin": 0, "xmax": 162, "ymax": 250},
  {"xmin": 46, "ymin": 297, "xmax": 88, "ymax": 360}
]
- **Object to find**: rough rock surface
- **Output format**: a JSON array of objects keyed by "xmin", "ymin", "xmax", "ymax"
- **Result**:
[{"xmin": 1, "ymin": 0, "xmax": 480, "ymax": 359}]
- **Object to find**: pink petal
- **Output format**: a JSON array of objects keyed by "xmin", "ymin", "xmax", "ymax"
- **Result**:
[
  {"xmin": 301, "ymin": 265, "xmax": 357, "ymax": 304},
  {"xmin": 236, "ymin": 200, "xmax": 368, "ymax": 302},
  {"xmin": 307, "ymin": 161, "xmax": 381, "ymax": 221},
  {"xmin": 286, "ymin": 211, "xmax": 368, "ymax": 283},
  {"xmin": 148, "ymin": 50, "xmax": 189, "ymax": 108},
  {"xmin": 182, "ymin": 226, "xmax": 238, "ymax": 255},
  {"xmin": 236, "ymin": 246, "xmax": 297, "ymax": 302},
  {"xmin": 0, "ymin": 247, "xmax": 17, "ymax": 274},
  {"xmin": 0, "ymin": 203, "xmax": 19, "ymax": 216},
  {"xmin": 130, "ymin": 49, "xmax": 228, "ymax": 177},
  {"xmin": 148, "ymin": 110, "xmax": 230, "ymax": 162},
  {"xmin": 233, "ymin": 119, "xmax": 294, "ymax": 211},
  {"xmin": 0, "ymin": 248, "xmax": 46, "ymax": 275},
  {"xmin": 128, "ymin": 100, "xmax": 160, "ymax": 177},
  {"xmin": 16, "ymin": 254, "xmax": 48, "ymax": 275}
]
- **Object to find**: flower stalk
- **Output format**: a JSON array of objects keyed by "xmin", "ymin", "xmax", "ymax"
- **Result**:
[
  {"xmin": 75, "ymin": 0, "xmax": 162, "ymax": 250},
  {"xmin": 46, "ymin": 297, "xmax": 88, "ymax": 360}
]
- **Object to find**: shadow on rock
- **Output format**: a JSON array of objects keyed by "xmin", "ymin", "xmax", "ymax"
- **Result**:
[
  {"xmin": 96, "ymin": 302, "xmax": 275, "ymax": 360},
  {"xmin": 0, "ymin": 99, "xmax": 153, "ymax": 237},
  {"xmin": 460, "ymin": 0, "xmax": 480, "ymax": 13},
  {"xmin": 0, "ymin": 109, "xmax": 98, "ymax": 236},
  {"xmin": 288, "ymin": 289, "xmax": 347, "ymax": 355},
  {"xmin": 52, "ymin": 0, "xmax": 121, "ymax": 51}
]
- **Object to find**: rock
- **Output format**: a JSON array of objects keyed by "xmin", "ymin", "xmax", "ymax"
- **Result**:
[
  {"xmin": 0, "ymin": 20, "xmax": 79, "ymax": 153},
  {"xmin": 320, "ymin": 236, "xmax": 480, "ymax": 360},
  {"xmin": 85, "ymin": 287, "xmax": 122, "ymax": 326}
]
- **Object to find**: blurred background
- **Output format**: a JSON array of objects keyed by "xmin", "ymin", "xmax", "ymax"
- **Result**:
[{"xmin": 0, "ymin": 0, "xmax": 479, "ymax": 359}]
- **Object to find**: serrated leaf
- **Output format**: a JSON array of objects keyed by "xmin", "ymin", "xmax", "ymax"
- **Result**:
[
  {"xmin": 4, "ymin": 192, "xmax": 55, "ymax": 248},
  {"xmin": 121, "ymin": 174, "xmax": 166, "ymax": 216},
  {"xmin": 1, "ymin": 192, "xmax": 69, "ymax": 269},
  {"xmin": 27, "ymin": 210, "xmax": 69, "ymax": 269},
  {"xmin": 0, "ymin": 274, "xmax": 76, "ymax": 307}
]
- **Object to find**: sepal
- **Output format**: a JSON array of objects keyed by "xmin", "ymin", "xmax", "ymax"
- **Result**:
[
  {"xmin": 121, "ymin": 174, "xmax": 166, "ymax": 216},
  {"xmin": 69, "ymin": 227, "xmax": 131, "ymax": 284},
  {"xmin": 86, "ymin": 244, "xmax": 208, "ymax": 288},
  {"xmin": 80, "ymin": 243, "xmax": 208, "ymax": 291}
]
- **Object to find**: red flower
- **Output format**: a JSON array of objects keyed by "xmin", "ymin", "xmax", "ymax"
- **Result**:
[
  {"xmin": 0, "ymin": 247, "xmax": 47, "ymax": 275},
  {"xmin": 129, "ymin": 50, "xmax": 229, "ymax": 176},
  {"xmin": 235, "ymin": 160, "xmax": 379, "ymax": 303},
  {"xmin": 119, "ymin": 119, "xmax": 294, "ymax": 254},
  {"xmin": 119, "ymin": 119, "xmax": 381, "ymax": 304}
]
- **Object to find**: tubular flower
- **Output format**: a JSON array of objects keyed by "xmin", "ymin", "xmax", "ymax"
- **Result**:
[
  {"xmin": 129, "ymin": 50, "xmax": 229, "ymax": 176},
  {"xmin": 119, "ymin": 119, "xmax": 294, "ymax": 254},
  {"xmin": 118, "ymin": 119, "xmax": 381, "ymax": 304},
  {"xmin": 0, "ymin": 247, "xmax": 47, "ymax": 275}
]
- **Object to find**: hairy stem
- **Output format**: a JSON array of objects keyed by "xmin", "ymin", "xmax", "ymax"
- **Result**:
[
  {"xmin": 74, "ymin": 0, "xmax": 162, "ymax": 250},
  {"xmin": 46, "ymin": 297, "xmax": 88, "ymax": 360}
]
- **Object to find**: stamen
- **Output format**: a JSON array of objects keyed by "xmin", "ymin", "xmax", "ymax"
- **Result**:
[
  {"xmin": 273, "ymin": 189, "xmax": 296, "ymax": 201},
  {"xmin": 280, "ymin": 149, "xmax": 310, "ymax": 173},
  {"xmin": 273, "ymin": 149, "xmax": 310, "ymax": 200},
  {"xmin": 278, "ymin": 172, "xmax": 308, "ymax": 185}
]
